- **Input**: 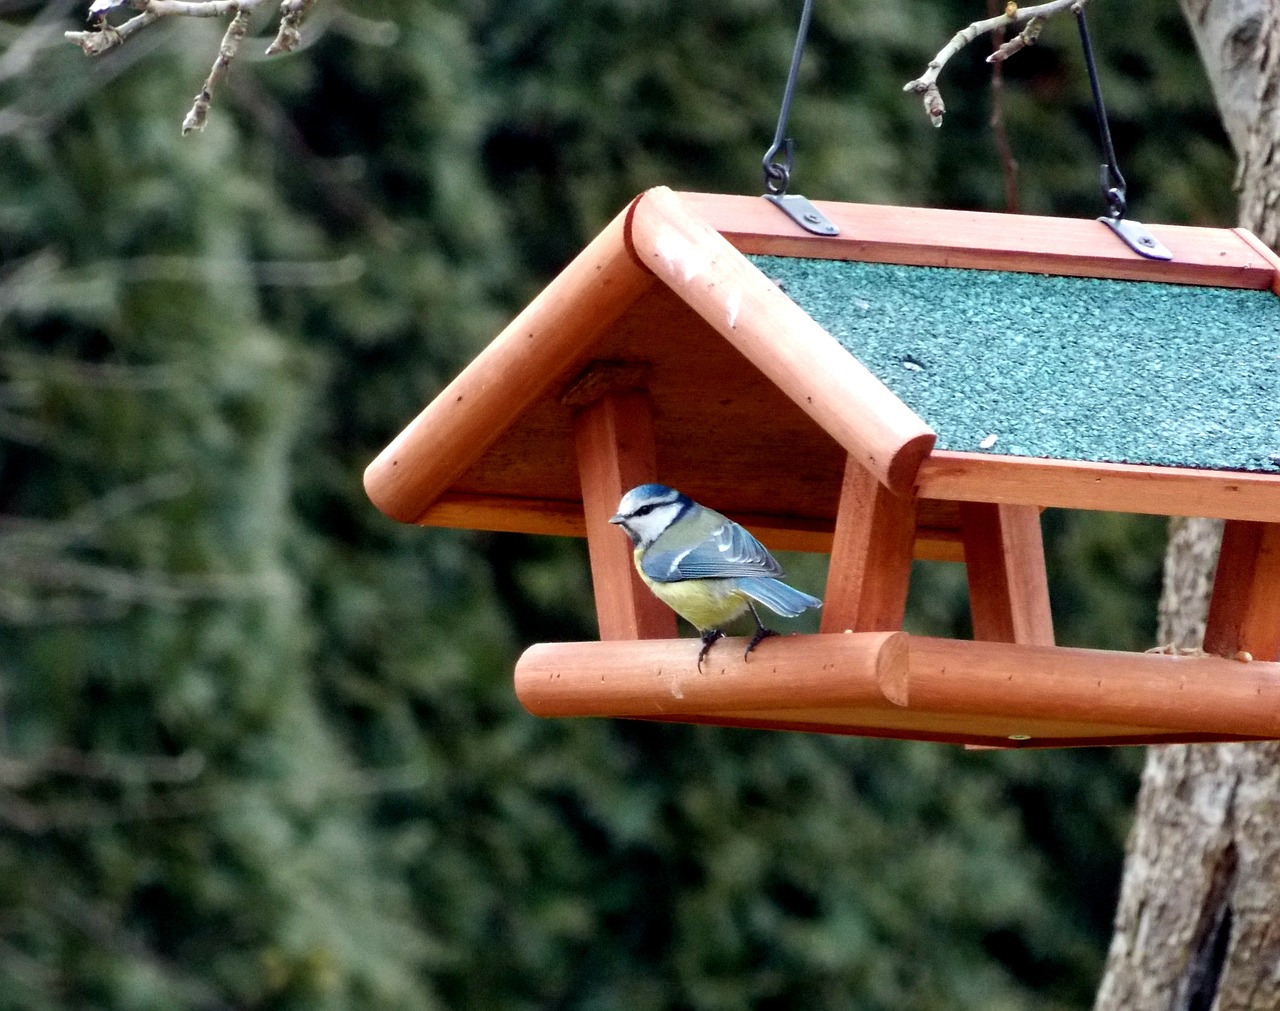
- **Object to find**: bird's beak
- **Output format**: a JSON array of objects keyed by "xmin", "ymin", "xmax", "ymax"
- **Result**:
[{"xmin": 608, "ymin": 514, "xmax": 624, "ymax": 525}]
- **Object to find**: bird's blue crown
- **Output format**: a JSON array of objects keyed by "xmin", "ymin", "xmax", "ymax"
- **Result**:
[{"xmin": 630, "ymin": 483, "xmax": 686, "ymax": 505}]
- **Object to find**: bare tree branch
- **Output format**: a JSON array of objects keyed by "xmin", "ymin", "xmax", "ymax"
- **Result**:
[
  {"xmin": 181, "ymin": 8, "xmax": 250, "ymax": 133},
  {"xmin": 905, "ymin": 0, "xmax": 1096, "ymax": 127},
  {"xmin": 64, "ymin": 0, "xmax": 321, "ymax": 131},
  {"xmin": 265, "ymin": 0, "xmax": 314, "ymax": 55},
  {"xmin": 65, "ymin": 10, "xmax": 160, "ymax": 57}
]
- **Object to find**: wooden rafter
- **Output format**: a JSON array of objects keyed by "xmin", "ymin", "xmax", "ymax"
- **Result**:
[{"xmin": 363, "ymin": 197, "xmax": 656, "ymax": 524}]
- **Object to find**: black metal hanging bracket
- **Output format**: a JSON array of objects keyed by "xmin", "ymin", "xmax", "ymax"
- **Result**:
[
  {"xmin": 760, "ymin": 0, "xmax": 839, "ymax": 236},
  {"xmin": 1075, "ymin": 5, "xmax": 1171, "ymax": 261}
]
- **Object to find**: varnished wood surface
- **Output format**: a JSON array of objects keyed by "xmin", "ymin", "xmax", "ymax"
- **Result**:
[
  {"xmin": 906, "ymin": 636, "xmax": 1280, "ymax": 738},
  {"xmin": 1203, "ymin": 520, "xmax": 1280, "ymax": 662},
  {"xmin": 513, "ymin": 632, "xmax": 1280, "ymax": 746},
  {"xmin": 573, "ymin": 390, "xmax": 676, "ymax": 640},
  {"xmin": 919, "ymin": 452, "xmax": 1280, "ymax": 524},
  {"xmin": 1232, "ymin": 227, "xmax": 1280, "ymax": 295},
  {"xmin": 820, "ymin": 457, "xmax": 919, "ymax": 634},
  {"xmin": 417, "ymin": 491, "xmax": 966, "ymax": 561},
  {"xmin": 960, "ymin": 503, "xmax": 1055, "ymax": 645},
  {"xmin": 516, "ymin": 631, "xmax": 907, "ymax": 717}
]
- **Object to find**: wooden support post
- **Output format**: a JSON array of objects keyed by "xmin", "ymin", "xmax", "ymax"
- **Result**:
[
  {"xmin": 959, "ymin": 502, "xmax": 1054, "ymax": 646},
  {"xmin": 572, "ymin": 385, "xmax": 677, "ymax": 641},
  {"xmin": 820, "ymin": 455, "xmax": 919, "ymax": 634},
  {"xmin": 1203, "ymin": 520, "xmax": 1280, "ymax": 661}
]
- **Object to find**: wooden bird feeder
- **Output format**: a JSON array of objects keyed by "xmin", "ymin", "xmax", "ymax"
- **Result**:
[{"xmin": 365, "ymin": 187, "xmax": 1280, "ymax": 748}]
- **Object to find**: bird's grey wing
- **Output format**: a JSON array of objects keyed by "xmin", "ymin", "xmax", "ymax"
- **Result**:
[{"xmin": 642, "ymin": 518, "xmax": 784, "ymax": 582}]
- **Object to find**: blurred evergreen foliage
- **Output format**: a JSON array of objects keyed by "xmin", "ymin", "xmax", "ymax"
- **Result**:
[{"xmin": 0, "ymin": 0, "xmax": 1234, "ymax": 1007}]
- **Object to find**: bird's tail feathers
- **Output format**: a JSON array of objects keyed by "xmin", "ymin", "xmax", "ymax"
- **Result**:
[{"xmin": 736, "ymin": 578, "xmax": 822, "ymax": 618}]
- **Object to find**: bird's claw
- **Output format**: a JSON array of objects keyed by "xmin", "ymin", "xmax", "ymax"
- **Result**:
[
  {"xmin": 744, "ymin": 627, "xmax": 779, "ymax": 661},
  {"xmin": 697, "ymin": 629, "xmax": 725, "ymax": 673}
]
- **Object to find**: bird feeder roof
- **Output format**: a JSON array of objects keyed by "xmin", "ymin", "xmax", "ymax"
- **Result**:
[
  {"xmin": 365, "ymin": 188, "xmax": 1280, "ymax": 551},
  {"xmin": 757, "ymin": 255, "xmax": 1280, "ymax": 473}
]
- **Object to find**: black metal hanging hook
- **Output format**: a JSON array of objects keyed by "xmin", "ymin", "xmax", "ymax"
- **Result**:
[
  {"xmin": 761, "ymin": 0, "xmax": 812, "ymax": 197},
  {"xmin": 1074, "ymin": 5, "xmax": 1171, "ymax": 260},
  {"xmin": 760, "ymin": 0, "xmax": 838, "ymax": 235},
  {"xmin": 1075, "ymin": 5, "xmax": 1126, "ymax": 219}
]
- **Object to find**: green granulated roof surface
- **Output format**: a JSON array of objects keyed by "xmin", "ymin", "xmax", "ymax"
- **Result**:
[{"xmin": 751, "ymin": 255, "xmax": 1280, "ymax": 473}]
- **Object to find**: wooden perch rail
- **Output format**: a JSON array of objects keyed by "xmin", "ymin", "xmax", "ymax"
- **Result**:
[
  {"xmin": 516, "ymin": 632, "xmax": 908, "ymax": 718},
  {"xmin": 515, "ymin": 633, "xmax": 1280, "ymax": 744},
  {"xmin": 906, "ymin": 637, "xmax": 1280, "ymax": 738}
]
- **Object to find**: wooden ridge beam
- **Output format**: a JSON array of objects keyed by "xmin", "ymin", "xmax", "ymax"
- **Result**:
[{"xmin": 680, "ymin": 191, "xmax": 1277, "ymax": 289}]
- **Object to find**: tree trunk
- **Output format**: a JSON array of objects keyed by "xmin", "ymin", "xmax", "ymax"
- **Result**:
[{"xmin": 1094, "ymin": 4, "xmax": 1280, "ymax": 1008}]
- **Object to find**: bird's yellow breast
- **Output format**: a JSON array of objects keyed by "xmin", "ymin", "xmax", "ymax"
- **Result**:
[{"xmin": 634, "ymin": 548, "xmax": 749, "ymax": 631}]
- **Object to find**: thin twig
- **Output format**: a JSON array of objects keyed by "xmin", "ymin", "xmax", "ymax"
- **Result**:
[
  {"xmin": 990, "ymin": 17, "xmax": 1046, "ymax": 63},
  {"xmin": 65, "ymin": 10, "xmax": 159, "ymax": 56},
  {"xmin": 904, "ymin": 0, "xmax": 1093, "ymax": 126},
  {"xmin": 181, "ymin": 8, "xmax": 250, "ymax": 133},
  {"xmin": 130, "ymin": 0, "xmax": 269, "ymax": 16},
  {"xmin": 266, "ymin": 0, "xmax": 315, "ymax": 55}
]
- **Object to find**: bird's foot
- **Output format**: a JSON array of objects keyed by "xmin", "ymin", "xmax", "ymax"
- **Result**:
[
  {"xmin": 697, "ymin": 629, "xmax": 725, "ymax": 673},
  {"xmin": 744, "ymin": 626, "xmax": 779, "ymax": 661}
]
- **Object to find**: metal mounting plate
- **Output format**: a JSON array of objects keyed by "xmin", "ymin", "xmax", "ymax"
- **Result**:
[
  {"xmin": 1099, "ymin": 216, "xmax": 1173, "ymax": 261},
  {"xmin": 762, "ymin": 193, "xmax": 839, "ymax": 236}
]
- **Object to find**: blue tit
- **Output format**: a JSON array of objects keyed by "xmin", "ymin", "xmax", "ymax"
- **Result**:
[{"xmin": 609, "ymin": 483, "xmax": 822, "ymax": 669}]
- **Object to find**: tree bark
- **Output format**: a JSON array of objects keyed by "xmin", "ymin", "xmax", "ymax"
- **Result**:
[{"xmin": 1094, "ymin": 4, "xmax": 1280, "ymax": 1008}]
